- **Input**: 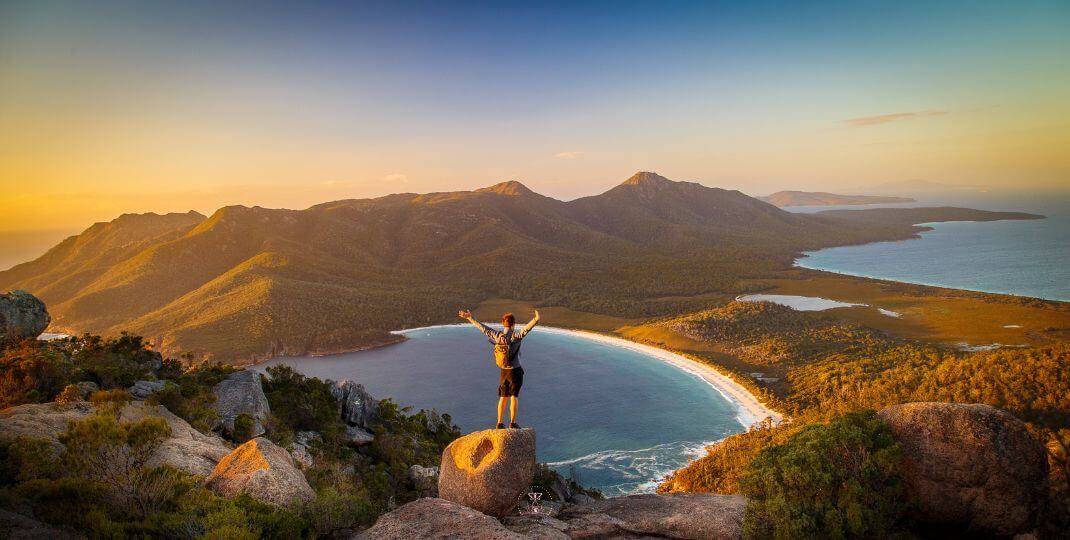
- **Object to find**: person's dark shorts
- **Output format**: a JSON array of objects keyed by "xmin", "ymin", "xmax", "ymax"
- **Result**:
[{"xmin": 498, "ymin": 367, "xmax": 524, "ymax": 397}]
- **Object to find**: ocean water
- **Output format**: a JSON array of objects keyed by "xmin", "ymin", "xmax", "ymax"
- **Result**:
[
  {"xmin": 789, "ymin": 194, "xmax": 1070, "ymax": 302},
  {"xmin": 255, "ymin": 325, "xmax": 745, "ymax": 495}
]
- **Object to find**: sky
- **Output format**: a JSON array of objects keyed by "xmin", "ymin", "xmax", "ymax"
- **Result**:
[{"xmin": 1, "ymin": 0, "xmax": 1068, "ymax": 233}]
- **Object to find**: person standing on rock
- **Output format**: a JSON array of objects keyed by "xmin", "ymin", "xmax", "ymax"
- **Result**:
[{"xmin": 458, "ymin": 309, "xmax": 540, "ymax": 429}]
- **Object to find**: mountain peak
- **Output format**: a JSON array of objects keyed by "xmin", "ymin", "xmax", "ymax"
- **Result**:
[
  {"xmin": 476, "ymin": 180, "xmax": 534, "ymax": 196},
  {"xmin": 621, "ymin": 171, "xmax": 672, "ymax": 187}
]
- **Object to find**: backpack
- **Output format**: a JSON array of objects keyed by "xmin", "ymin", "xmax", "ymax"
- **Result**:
[{"xmin": 493, "ymin": 335, "xmax": 514, "ymax": 369}]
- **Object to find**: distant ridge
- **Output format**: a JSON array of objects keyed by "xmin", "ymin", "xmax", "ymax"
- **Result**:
[
  {"xmin": 0, "ymin": 172, "xmax": 1038, "ymax": 361},
  {"xmin": 761, "ymin": 191, "xmax": 914, "ymax": 207}
]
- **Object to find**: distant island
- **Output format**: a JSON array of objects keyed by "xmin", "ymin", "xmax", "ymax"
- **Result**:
[{"xmin": 760, "ymin": 190, "xmax": 914, "ymax": 207}]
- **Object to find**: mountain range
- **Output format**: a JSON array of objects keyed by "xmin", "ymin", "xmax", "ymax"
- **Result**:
[{"xmin": 0, "ymin": 172, "xmax": 1038, "ymax": 361}]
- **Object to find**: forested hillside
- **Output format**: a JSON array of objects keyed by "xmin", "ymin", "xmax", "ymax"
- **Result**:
[{"xmin": 0, "ymin": 172, "xmax": 1039, "ymax": 361}]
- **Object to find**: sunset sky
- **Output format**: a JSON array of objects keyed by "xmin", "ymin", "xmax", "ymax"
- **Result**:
[{"xmin": 1, "ymin": 0, "xmax": 1068, "ymax": 232}]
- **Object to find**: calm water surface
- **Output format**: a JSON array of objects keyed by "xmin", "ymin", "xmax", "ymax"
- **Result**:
[
  {"xmin": 255, "ymin": 325, "xmax": 745, "ymax": 495},
  {"xmin": 790, "ymin": 194, "xmax": 1070, "ymax": 301}
]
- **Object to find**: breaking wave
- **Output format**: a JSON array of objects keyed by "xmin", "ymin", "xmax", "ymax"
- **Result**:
[{"xmin": 545, "ymin": 439, "xmax": 720, "ymax": 497}]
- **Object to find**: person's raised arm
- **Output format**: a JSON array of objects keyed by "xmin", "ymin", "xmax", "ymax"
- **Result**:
[
  {"xmin": 458, "ymin": 309, "xmax": 500, "ymax": 341},
  {"xmin": 514, "ymin": 309, "xmax": 540, "ymax": 339}
]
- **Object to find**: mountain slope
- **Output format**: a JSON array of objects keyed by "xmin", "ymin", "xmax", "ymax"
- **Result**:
[{"xmin": 0, "ymin": 172, "xmax": 1035, "ymax": 361}]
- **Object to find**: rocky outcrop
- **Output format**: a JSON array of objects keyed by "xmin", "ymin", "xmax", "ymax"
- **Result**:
[
  {"xmin": 501, "ymin": 515, "xmax": 570, "ymax": 539},
  {"xmin": 329, "ymin": 379, "xmax": 379, "ymax": 428},
  {"xmin": 355, "ymin": 497, "xmax": 523, "ymax": 540},
  {"xmin": 212, "ymin": 369, "xmax": 270, "ymax": 438},
  {"xmin": 0, "ymin": 508, "xmax": 80, "ymax": 540},
  {"xmin": 128, "ymin": 379, "xmax": 167, "ymax": 400},
  {"xmin": 0, "ymin": 401, "xmax": 230, "ymax": 476},
  {"xmin": 290, "ymin": 430, "xmax": 320, "ymax": 468},
  {"xmin": 409, "ymin": 464, "xmax": 439, "ymax": 495},
  {"xmin": 558, "ymin": 493, "xmax": 745, "ymax": 539},
  {"xmin": 346, "ymin": 425, "xmax": 375, "ymax": 446},
  {"xmin": 878, "ymin": 402, "xmax": 1048, "ymax": 536},
  {"xmin": 0, "ymin": 290, "xmax": 50, "ymax": 347},
  {"xmin": 206, "ymin": 437, "xmax": 314, "ymax": 506},
  {"xmin": 439, "ymin": 428, "xmax": 536, "ymax": 518},
  {"xmin": 75, "ymin": 381, "xmax": 99, "ymax": 398}
]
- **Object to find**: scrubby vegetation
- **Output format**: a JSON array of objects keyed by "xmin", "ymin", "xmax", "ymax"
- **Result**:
[
  {"xmin": 657, "ymin": 301, "xmax": 1070, "ymax": 535},
  {"xmin": 0, "ymin": 335, "xmax": 466, "ymax": 537},
  {"xmin": 741, "ymin": 411, "xmax": 906, "ymax": 539}
]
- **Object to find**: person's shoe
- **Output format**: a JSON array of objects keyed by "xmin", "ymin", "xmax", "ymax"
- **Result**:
[
  {"xmin": 496, "ymin": 423, "xmax": 505, "ymax": 429},
  {"xmin": 509, "ymin": 422, "xmax": 520, "ymax": 429}
]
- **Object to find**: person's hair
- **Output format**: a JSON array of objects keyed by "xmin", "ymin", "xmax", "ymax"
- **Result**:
[{"xmin": 501, "ymin": 313, "xmax": 515, "ymax": 327}]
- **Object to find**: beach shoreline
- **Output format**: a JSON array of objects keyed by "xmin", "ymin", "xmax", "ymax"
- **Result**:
[{"xmin": 393, "ymin": 323, "xmax": 784, "ymax": 428}]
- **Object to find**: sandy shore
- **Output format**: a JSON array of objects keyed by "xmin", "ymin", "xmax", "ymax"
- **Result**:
[{"xmin": 395, "ymin": 324, "xmax": 784, "ymax": 428}]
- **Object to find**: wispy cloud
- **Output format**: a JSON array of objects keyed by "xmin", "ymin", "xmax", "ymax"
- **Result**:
[
  {"xmin": 555, "ymin": 151, "xmax": 584, "ymax": 159},
  {"xmin": 382, "ymin": 173, "xmax": 409, "ymax": 184},
  {"xmin": 841, "ymin": 110, "xmax": 947, "ymax": 127}
]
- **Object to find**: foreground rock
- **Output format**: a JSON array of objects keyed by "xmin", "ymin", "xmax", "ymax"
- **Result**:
[
  {"xmin": 0, "ymin": 290, "xmax": 50, "ymax": 347},
  {"xmin": 558, "ymin": 493, "xmax": 745, "ymax": 539},
  {"xmin": 0, "ymin": 401, "xmax": 230, "ymax": 476},
  {"xmin": 212, "ymin": 369, "xmax": 270, "ymax": 437},
  {"xmin": 206, "ymin": 437, "xmax": 314, "ymax": 506},
  {"xmin": 439, "ymin": 428, "xmax": 536, "ymax": 518},
  {"xmin": 878, "ymin": 402, "xmax": 1048, "ymax": 536},
  {"xmin": 355, "ymin": 498, "xmax": 523, "ymax": 540}
]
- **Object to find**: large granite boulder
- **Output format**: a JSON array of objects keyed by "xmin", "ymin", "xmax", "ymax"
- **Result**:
[
  {"xmin": 558, "ymin": 493, "xmax": 746, "ymax": 539},
  {"xmin": 0, "ymin": 290, "xmax": 50, "ymax": 347},
  {"xmin": 439, "ymin": 428, "xmax": 536, "ymax": 518},
  {"xmin": 212, "ymin": 369, "xmax": 270, "ymax": 438},
  {"xmin": 878, "ymin": 402, "xmax": 1048, "ymax": 536},
  {"xmin": 328, "ymin": 379, "xmax": 379, "ymax": 428},
  {"xmin": 355, "ymin": 497, "xmax": 523, "ymax": 540},
  {"xmin": 205, "ymin": 437, "xmax": 314, "ymax": 506},
  {"xmin": 0, "ymin": 401, "xmax": 230, "ymax": 476}
]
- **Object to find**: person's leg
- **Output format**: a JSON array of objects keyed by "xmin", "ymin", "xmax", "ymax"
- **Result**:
[
  {"xmin": 509, "ymin": 397, "xmax": 518, "ymax": 423},
  {"xmin": 497, "ymin": 397, "xmax": 507, "ymax": 426}
]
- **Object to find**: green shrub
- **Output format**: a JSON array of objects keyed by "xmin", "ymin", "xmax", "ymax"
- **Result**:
[
  {"xmin": 741, "ymin": 411, "xmax": 906, "ymax": 539},
  {"xmin": 88, "ymin": 388, "xmax": 132, "ymax": 414},
  {"xmin": 233, "ymin": 413, "xmax": 257, "ymax": 443},
  {"xmin": 262, "ymin": 365, "xmax": 346, "ymax": 441}
]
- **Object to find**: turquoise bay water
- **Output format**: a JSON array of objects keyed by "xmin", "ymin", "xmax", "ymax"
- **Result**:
[
  {"xmin": 790, "ymin": 195, "xmax": 1070, "ymax": 302},
  {"xmin": 255, "ymin": 325, "xmax": 745, "ymax": 495}
]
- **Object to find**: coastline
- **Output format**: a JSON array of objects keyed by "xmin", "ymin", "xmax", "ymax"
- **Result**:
[{"xmin": 393, "ymin": 324, "xmax": 784, "ymax": 428}]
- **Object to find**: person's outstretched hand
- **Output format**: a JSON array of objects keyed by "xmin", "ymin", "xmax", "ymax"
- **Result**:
[
  {"xmin": 458, "ymin": 309, "xmax": 472, "ymax": 319},
  {"xmin": 533, "ymin": 309, "xmax": 540, "ymax": 321}
]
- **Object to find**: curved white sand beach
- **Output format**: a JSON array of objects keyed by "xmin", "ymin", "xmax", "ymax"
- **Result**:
[{"xmin": 394, "ymin": 324, "xmax": 784, "ymax": 428}]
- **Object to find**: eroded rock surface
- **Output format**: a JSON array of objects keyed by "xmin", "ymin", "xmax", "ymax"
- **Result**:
[
  {"xmin": 128, "ymin": 379, "xmax": 167, "ymax": 400},
  {"xmin": 558, "ymin": 493, "xmax": 746, "ymax": 539},
  {"xmin": 439, "ymin": 428, "xmax": 536, "ymax": 518},
  {"xmin": 0, "ymin": 401, "xmax": 230, "ymax": 476},
  {"xmin": 206, "ymin": 437, "xmax": 314, "ymax": 506},
  {"xmin": 212, "ymin": 369, "xmax": 270, "ymax": 437},
  {"xmin": 355, "ymin": 497, "xmax": 523, "ymax": 540},
  {"xmin": 0, "ymin": 290, "xmax": 50, "ymax": 347},
  {"xmin": 878, "ymin": 402, "xmax": 1048, "ymax": 536}
]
